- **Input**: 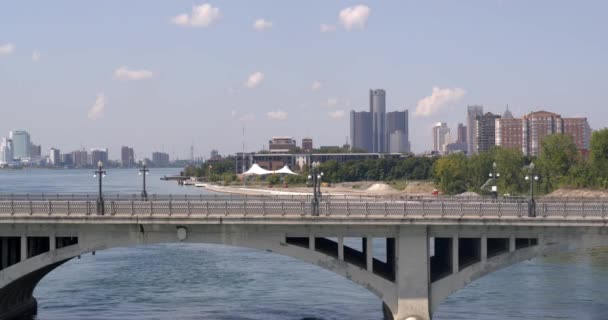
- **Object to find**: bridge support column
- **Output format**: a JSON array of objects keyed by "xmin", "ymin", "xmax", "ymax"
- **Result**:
[
  {"xmin": 338, "ymin": 237, "xmax": 344, "ymax": 261},
  {"xmin": 20, "ymin": 236, "xmax": 27, "ymax": 262},
  {"xmin": 481, "ymin": 234, "xmax": 487, "ymax": 263},
  {"xmin": 509, "ymin": 234, "xmax": 516, "ymax": 252},
  {"xmin": 452, "ymin": 235, "xmax": 459, "ymax": 274},
  {"xmin": 49, "ymin": 235, "xmax": 56, "ymax": 251},
  {"xmin": 386, "ymin": 226, "xmax": 431, "ymax": 320}
]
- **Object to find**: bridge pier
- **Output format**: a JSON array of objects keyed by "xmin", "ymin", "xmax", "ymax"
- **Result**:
[{"xmin": 384, "ymin": 226, "xmax": 431, "ymax": 320}]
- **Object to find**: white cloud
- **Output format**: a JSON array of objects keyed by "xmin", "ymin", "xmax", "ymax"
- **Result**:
[
  {"xmin": 0, "ymin": 43, "xmax": 15, "ymax": 56},
  {"xmin": 415, "ymin": 87, "xmax": 466, "ymax": 116},
  {"xmin": 231, "ymin": 110, "xmax": 256, "ymax": 122},
  {"xmin": 339, "ymin": 5, "xmax": 371, "ymax": 30},
  {"xmin": 328, "ymin": 110, "xmax": 346, "ymax": 119},
  {"xmin": 311, "ymin": 81, "xmax": 323, "ymax": 91},
  {"xmin": 253, "ymin": 19, "xmax": 273, "ymax": 30},
  {"xmin": 323, "ymin": 98, "xmax": 344, "ymax": 108},
  {"xmin": 172, "ymin": 4, "xmax": 221, "ymax": 27},
  {"xmin": 267, "ymin": 109, "xmax": 288, "ymax": 120},
  {"xmin": 114, "ymin": 66, "xmax": 154, "ymax": 81},
  {"xmin": 88, "ymin": 93, "xmax": 105, "ymax": 120},
  {"xmin": 31, "ymin": 51, "xmax": 41, "ymax": 62},
  {"xmin": 320, "ymin": 24, "xmax": 337, "ymax": 32},
  {"xmin": 244, "ymin": 71, "xmax": 264, "ymax": 88}
]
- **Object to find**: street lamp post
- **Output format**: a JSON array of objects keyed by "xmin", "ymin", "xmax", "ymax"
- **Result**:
[
  {"xmin": 308, "ymin": 166, "xmax": 324, "ymax": 216},
  {"xmin": 489, "ymin": 161, "xmax": 500, "ymax": 201},
  {"xmin": 93, "ymin": 161, "xmax": 106, "ymax": 215},
  {"xmin": 525, "ymin": 162, "xmax": 540, "ymax": 217},
  {"xmin": 139, "ymin": 164, "xmax": 149, "ymax": 201}
]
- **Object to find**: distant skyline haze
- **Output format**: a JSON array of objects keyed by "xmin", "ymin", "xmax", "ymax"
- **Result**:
[{"xmin": 1, "ymin": 1, "xmax": 607, "ymax": 159}]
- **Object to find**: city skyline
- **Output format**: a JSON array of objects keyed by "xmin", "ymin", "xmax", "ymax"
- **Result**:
[{"xmin": 1, "ymin": 1, "xmax": 607, "ymax": 157}]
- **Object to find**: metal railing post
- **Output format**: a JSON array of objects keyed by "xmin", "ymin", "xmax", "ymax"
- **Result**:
[
  {"xmin": 29, "ymin": 201, "xmax": 33, "ymax": 215},
  {"xmin": 47, "ymin": 200, "xmax": 52, "ymax": 215}
]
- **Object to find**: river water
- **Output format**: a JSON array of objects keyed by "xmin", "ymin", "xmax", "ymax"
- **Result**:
[{"xmin": 1, "ymin": 168, "xmax": 608, "ymax": 319}]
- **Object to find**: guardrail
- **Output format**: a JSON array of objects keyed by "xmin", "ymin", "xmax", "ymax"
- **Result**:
[{"xmin": 0, "ymin": 200, "xmax": 606, "ymax": 218}]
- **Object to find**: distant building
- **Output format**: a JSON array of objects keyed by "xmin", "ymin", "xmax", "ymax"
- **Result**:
[
  {"xmin": 350, "ymin": 111, "xmax": 373, "ymax": 152},
  {"xmin": 457, "ymin": 123, "xmax": 467, "ymax": 145},
  {"xmin": 302, "ymin": 138, "xmax": 313, "ymax": 153},
  {"xmin": 30, "ymin": 144, "xmax": 41, "ymax": 159},
  {"xmin": 121, "ymin": 146, "xmax": 135, "ymax": 167},
  {"xmin": 370, "ymin": 89, "xmax": 387, "ymax": 153},
  {"xmin": 475, "ymin": 112, "xmax": 501, "ymax": 153},
  {"xmin": 466, "ymin": 106, "xmax": 483, "ymax": 155},
  {"xmin": 432, "ymin": 122, "xmax": 450, "ymax": 153},
  {"xmin": 90, "ymin": 148, "xmax": 109, "ymax": 166},
  {"xmin": 152, "ymin": 152, "xmax": 170, "ymax": 167},
  {"xmin": 49, "ymin": 148, "xmax": 61, "ymax": 166},
  {"xmin": 0, "ymin": 138, "xmax": 13, "ymax": 165},
  {"xmin": 495, "ymin": 110, "xmax": 591, "ymax": 156},
  {"xmin": 72, "ymin": 150, "xmax": 89, "ymax": 167},
  {"xmin": 268, "ymin": 137, "xmax": 296, "ymax": 153},
  {"xmin": 61, "ymin": 153, "xmax": 73, "ymax": 166},
  {"xmin": 387, "ymin": 110, "xmax": 410, "ymax": 153},
  {"xmin": 210, "ymin": 149, "xmax": 220, "ymax": 161},
  {"xmin": 9, "ymin": 130, "xmax": 31, "ymax": 160}
]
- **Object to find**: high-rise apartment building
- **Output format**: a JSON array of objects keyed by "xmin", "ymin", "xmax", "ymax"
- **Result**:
[
  {"xmin": 121, "ymin": 146, "xmax": 135, "ymax": 167},
  {"xmin": 432, "ymin": 122, "xmax": 450, "ymax": 153},
  {"xmin": 350, "ymin": 111, "xmax": 373, "ymax": 152},
  {"xmin": 30, "ymin": 144, "xmax": 41, "ymax": 159},
  {"xmin": 61, "ymin": 153, "xmax": 73, "ymax": 166},
  {"xmin": 475, "ymin": 112, "xmax": 501, "ymax": 153},
  {"xmin": 302, "ymin": 138, "xmax": 313, "ymax": 153},
  {"xmin": 496, "ymin": 110, "xmax": 591, "ymax": 156},
  {"xmin": 370, "ymin": 89, "xmax": 386, "ymax": 153},
  {"xmin": 9, "ymin": 130, "xmax": 31, "ymax": 160},
  {"xmin": 90, "ymin": 148, "xmax": 109, "ymax": 166},
  {"xmin": 0, "ymin": 138, "xmax": 13, "ymax": 164},
  {"xmin": 152, "ymin": 152, "xmax": 170, "ymax": 167},
  {"xmin": 49, "ymin": 148, "xmax": 61, "ymax": 166},
  {"xmin": 386, "ymin": 110, "xmax": 410, "ymax": 153},
  {"xmin": 466, "ymin": 106, "xmax": 483, "ymax": 155},
  {"xmin": 72, "ymin": 150, "xmax": 89, "ymax": 167}
]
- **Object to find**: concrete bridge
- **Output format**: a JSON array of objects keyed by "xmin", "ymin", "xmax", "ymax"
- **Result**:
[{"xmin": 1, "ymin": 196, "xmax": 608, "ymax": 320}]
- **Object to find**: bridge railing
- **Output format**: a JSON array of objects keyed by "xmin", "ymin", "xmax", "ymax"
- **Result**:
[{"xmin": 0, "ymin": 199, "xmax": 607, "ymax": 219}]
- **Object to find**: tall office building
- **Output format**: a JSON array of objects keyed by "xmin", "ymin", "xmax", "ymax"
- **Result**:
[
  {"xmin": 370, "ymin": 89, "xmax": 387, "ymax": 153},
  {"xmin": 432, "ymin": 122, "xmax": 450, "ymax": 153},
  {"xmin": 387, "ymin": 110, "xmax": 410, "ymax": 153},
  {"xmin": 350, "ymin": 111, "xmax": 373, "ymax": 152},
  {"xmin": 475, "ymin": 112, "xmax": 501, "ymax": 153},
  {"xmin": 121, "ymin": 146, "xmax": 135, "ymax": 167},
  {"xmin": 90, "ymin": 148, "xmax": 109, "ymax": 166},
  {"xmin": 152, "ymin": 152, "xmax": 170, "ymax": 167},
  {"xmin": 457, "ymin": 123, "xmax": 467, "ymax": 144},
  {"xmin": 0, "ymin": 138, "xmax": 13, "ymax": 164},
  {"xmin": 49, "ymin": 148, "xmax": 61, "ymax": 166},
  {"xmin": 30, "ymin": 144, "xmax": 41, "ymax": 159},
  {"xmin": 9, "ymin": 130, "xmax": 31, "ymax": 160},
  {"xmin": 466, "ymin": 106, "xmax": 483, "ymax": 155},
  {"xmin": 72, "ymin": 150, "xmax": 89, "ymax": 167}
]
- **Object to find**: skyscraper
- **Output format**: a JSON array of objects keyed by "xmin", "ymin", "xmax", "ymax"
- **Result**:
[
  {"xmin": 370, "ymin": 89, "xmax": 386, "ymax": 153},
  {"xmin": 387, "ymin": 110, "xmax": 410, "ymax": 153},
  {"xmin": 432, "ymin": 122, "xmax": 450, "ymax": 153},
  {"xmin": 457, "ymin": 123, "xmax": 467, "ymax": 144},
  {"xmin": 49, "ymin": 148, "xmax": 61, "ymax": 166},
  {"xmin": 350, "ymin": 111, "xmax": 373, "ymax": 152},
  {"xmin": 90, "ymin": 148, "xmax": 109, "ymax": 166},
  {"xmin": 475, "ymin": 112, "xmax": 501, "ymax": 153},
  {"xmin": 466, "ymin": 106, "xmax": 483, "ymax": 155},
  {"xmin": 9, "ymin": 130, "xmax": 31, "ymax": 160},
  {"xmin": 121, "ymin": 146, "xmax": 135, "ymax": 167},
  {"xmin": 0, "ymin": 138, "xmax": 13, "ymax": 164}
]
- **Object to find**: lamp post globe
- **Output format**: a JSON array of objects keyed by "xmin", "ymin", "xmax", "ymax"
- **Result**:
[{"xmin": 94, "ymin": 161, "xmax": 107, "ymax": 215}]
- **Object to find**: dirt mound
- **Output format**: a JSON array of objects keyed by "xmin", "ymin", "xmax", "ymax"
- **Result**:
[
  {"xmin": 456, "ymin": 191, "xmax": 480, "ymax": 197},
  {"xmin": 545, "ymin": 188, "xmax": 608, "ymax": 198},
  {"xmin": 401, "ymin": 181, "xmax": 436, "ymax": 195},
  {"xmin": 366, "ymin": 183, "xmax": 397, "ymax": 193}
]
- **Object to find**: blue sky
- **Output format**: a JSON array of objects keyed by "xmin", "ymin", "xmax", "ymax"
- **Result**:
[{"xmin": 1, "ymin": 1, "xmax": 607, "ymax": 159}]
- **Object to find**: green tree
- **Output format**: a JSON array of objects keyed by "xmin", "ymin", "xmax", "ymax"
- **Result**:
[
  {"xmin": 590, "ymin": 128, "xmax": 608, "ymax": 180},
  {"xmin": 432, "ymin": 153, "xmax": 468, "ymax": 194},
  {"xmin": 536, "ymin": 134, "xmax": 579, "ymax": 193},
  {"xmin": 494, "ymin": 147, "xmax": 526, "ymax": 195}
]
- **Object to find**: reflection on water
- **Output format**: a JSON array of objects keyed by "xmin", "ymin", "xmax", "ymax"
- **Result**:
[{"xmin": 2, "ymin": 169, "xmax": 608, "ymax": 319}]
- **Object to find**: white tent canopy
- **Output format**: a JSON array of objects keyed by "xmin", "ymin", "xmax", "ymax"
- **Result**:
[
  {"xmin": 242, "ymin": 163, "xmax": 273, "ymax": 176},
  {"xmin": 274, "ymin": 165, "xmax": 298, "ymax": 175}
]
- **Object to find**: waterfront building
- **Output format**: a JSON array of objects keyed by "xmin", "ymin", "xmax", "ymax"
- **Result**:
[
  {"xmin": 475, "ymin": 112, "xmax": 501, "ymax": 153},
  {"xmin": 30, "ymin": 144, "xmax": 41, "ymax": 159},
  {"xmin": 302, "ymin": 138, "xmax": 313, "ymax": 153},
  {"xmin": 72, "ymin": 150, "xmax": 88, "ymax": 167},
  {"xmin": 0, "ymin": 138, "xmax": 13, "ymax": 165},
  {"xmin": 61, "ymin": 153, "xmax": 73, "ymax": 166},
  {"xmin": 350, "ymin": 111, "xmax": 373, "ymax": 153},
  {"xmin": 49, "ymin": 148, "xmax": 61, "ymax": 166},
  {"xmin": 121, "ymin": 146, "xmax": 135, "ymax": 167},
  {"xmin": 152, "ymin": 152, "xmax": 170, "ymax": 167},
  {"xmin": 466, "ymin": 106, "xmax": 483, "ymax": 155},
  {"xmin": 387, "ymin": 110, "xmax": 410, "ymax": 153},
  {"xmin": 432, "ymin": 122, "xmax": 450, "ymax": 153},
  {"xmin": 90, "ymin": 148, "xmax": 109, "ymax": 166},
  {"xmin": 370, "ymin": 89, "xmax": 387, "ymax": 153},
  {"xmin": 9, "ymin": 130, "xmax": 31, "ymax": 160},
  {"xmin": 268, "ymin": 137, "xmax": 296, "ymax": 153}
]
